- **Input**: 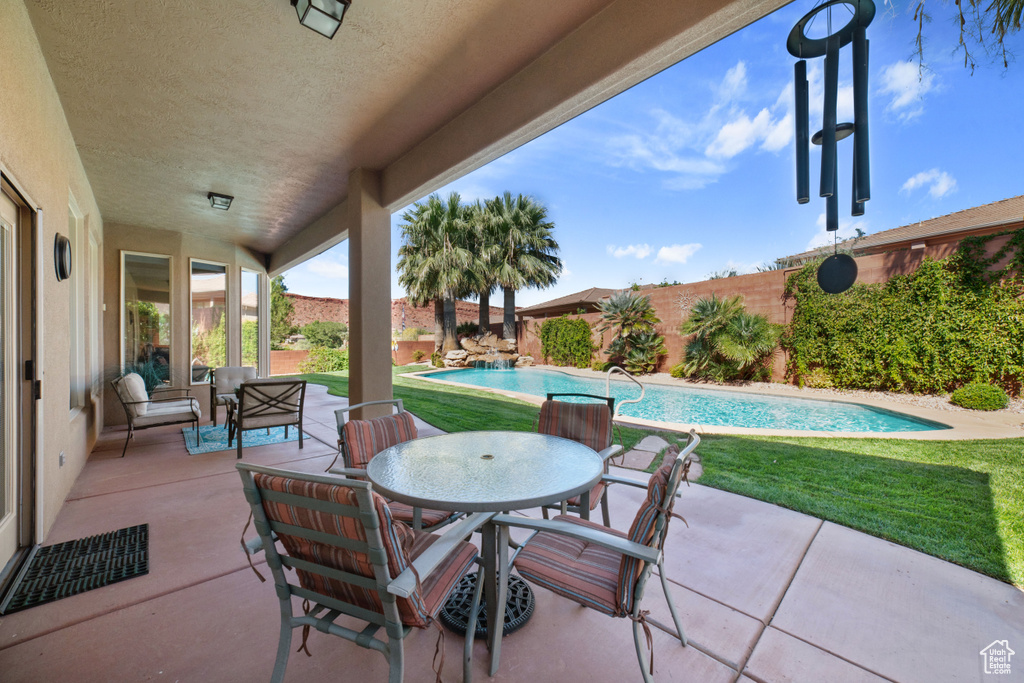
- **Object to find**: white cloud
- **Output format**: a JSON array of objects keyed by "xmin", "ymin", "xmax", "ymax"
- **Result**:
[
  {"xmin": 901, "ymin": 169, "xmax": 957, "ymax": 198},
  {"xmin": 655, "ymin": 243, "xmax": 702, "ymax": 264},
  {"xmin": 718, "ymin": 61, "xmax": 748, "ymax": 101},
  {"xmin": 724, "ymin": 259, "xmax": 763, "ymax": 275},
  {"xmin": 805, "ymin": 214, "xmax": 869, "ymax": 251},
  {"xmin": 308, "ymin": 260, "xmax": 348, "ymax": 279},
  {"xmin": 606, "ymin": 60, "xmax": 792, "ymax": 190},
  {"xmin": 607, "ymin": 244, "xmax": 653, "ymax": 259},
  {"xmin": 878, "ymin": 61, "xmax": 935, "ymax": 121}
]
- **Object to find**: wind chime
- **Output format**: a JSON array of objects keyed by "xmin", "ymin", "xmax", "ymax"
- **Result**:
[{"xmin": 788, "ymin": 0, "xmax": 875, "ymax": 293}]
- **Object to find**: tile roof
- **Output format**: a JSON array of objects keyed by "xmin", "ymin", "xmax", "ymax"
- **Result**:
[
  {"xmin": 517, "ymin": 287, "xmax": 616, "ymax": 315},
  {"xmin": 784, "ymin": 194, "xmax": 1024, "ymax": 262}
]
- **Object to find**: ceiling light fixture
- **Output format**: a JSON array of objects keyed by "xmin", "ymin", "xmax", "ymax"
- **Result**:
[
  {"xmin": 208, "ymin": 192, "xmax": 233, "ymax": 211},
  {"xmin": 291, "ymin": 0, "xmax": 351, "ymax": 39}
]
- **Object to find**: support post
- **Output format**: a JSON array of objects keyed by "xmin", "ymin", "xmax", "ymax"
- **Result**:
[{"xmin": 348, "ymin": 168, "xmax": 393, "ymax": 419}]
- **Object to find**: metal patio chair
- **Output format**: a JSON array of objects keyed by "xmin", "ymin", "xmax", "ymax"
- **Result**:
[
  {"xmin": 110, "ymin": 372, "xmax": 202, "ymax": 457},
  {"xmin": 331, "ymin": 400, "xmax": 461, "ymax": 532},
  {"xmin": 237, "ymin": 463, "xmax": 489, "ymax": 683},
  {"xmin": 535, "ymin": 393, "xmax": 623, "ymax": 525},
  {"xmin": 493, "ymin": 430, "xmax": 700, "ymax": 683},
  {"xmin": 228, "ymin": 379, "xmax": 306, "ymax": 459}
]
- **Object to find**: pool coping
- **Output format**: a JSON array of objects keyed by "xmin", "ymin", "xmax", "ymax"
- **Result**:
[{"xmin": 406, "ymin": 365, "xmax": 1024, "ymax": 440}]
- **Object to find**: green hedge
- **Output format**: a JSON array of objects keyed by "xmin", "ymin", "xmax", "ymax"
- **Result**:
[
  {"xmin": 298, "ymin": 347, "xmax": 349, "ymax": 373},
  {"xmin": 539, "ymin": 315, "xmax": 595, "ymax": 368},
  {"xmin": 783, "ymin": 229, "xmax": 1024, "ymax": 395}
]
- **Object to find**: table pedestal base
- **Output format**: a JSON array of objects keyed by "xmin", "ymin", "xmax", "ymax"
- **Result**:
[{"xmin": 439, "ymin": 572, "xmax": 535, "ymax": 638}]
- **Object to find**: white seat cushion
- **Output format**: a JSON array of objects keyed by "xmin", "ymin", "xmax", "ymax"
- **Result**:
[{"xmin": 133, "ymin": 399, "xmax": 201, "ymax": 427}]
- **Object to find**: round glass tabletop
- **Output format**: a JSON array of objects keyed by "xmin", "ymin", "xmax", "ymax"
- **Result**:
[{"xmin": 366, "ymin": 431, "xmax": 603, "ymax": 512}]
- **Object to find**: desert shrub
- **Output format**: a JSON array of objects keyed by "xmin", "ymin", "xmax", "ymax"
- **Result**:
[
  {"xmin": 399, "ymin": 327, "xmax": 430, "ymax": 341},
  {"xmin": 950, "ymin": 383, "xmax": 1009, "ymax": 410},
  {"xmin": 412, "ymin": 350, "xmax": 426, "ymax": 362},
  {"xmin": 456, "ymin": 321, "xmax": 478, "ymax": 337},
  {"xmin": 624, "ymin": 332, "xmax": 668, "ymax": 375},
  {"xmin": 298, "ymin": 347, "xmax": 349, "ymax": 373},
  {"xmin": 540, "ymin": 315, "xmax": 596, "ymax": 368},
  {"xmin": 300, "ymin": 321, "xmax": 347, "ymax": 348},
  {"xmin": 431, "ymin": 351, "xmax": 444, "ymax": 368}
]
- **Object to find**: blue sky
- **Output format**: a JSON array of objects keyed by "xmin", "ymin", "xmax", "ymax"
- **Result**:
[{"xmin": 284, "ymin": 0, "xmax": 1024, "ymax": 307}]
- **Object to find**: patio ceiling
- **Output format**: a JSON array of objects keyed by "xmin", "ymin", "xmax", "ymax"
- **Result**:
[{"xmin": 25, "ymin": 0, "xmax": 787, "ymax": 270}]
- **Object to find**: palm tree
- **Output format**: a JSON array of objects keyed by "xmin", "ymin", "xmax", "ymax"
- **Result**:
[
  {"xmin": 675, "ymin": 294, "xmax": 781, "ymax": 381},
  {"xmin": 465, "ymin": 200, "xmax": 498, "ymax": 335},
  {"xmin": 595, "ymin": 290, "xmax": 661, "ymax": 366},
  {"xmin": 396, "ymin": 193, "xmax": 475, "ymax": 354},
  {"xmin": 486, "ymin": 193, "xmax": 562, "ymax": 339}
]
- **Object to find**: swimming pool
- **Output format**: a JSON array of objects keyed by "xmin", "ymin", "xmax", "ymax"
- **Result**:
[{"xmin": 423, "ymin": 367, "xmax": 949, "ymax": 433}]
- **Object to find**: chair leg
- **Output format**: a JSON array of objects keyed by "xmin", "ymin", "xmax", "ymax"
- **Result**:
[
  {"xmin": 121, "ymin": 426, "xmax": 133, "ymax": 458},
  {"xmin": 464, "ymin": 566, "xmax": 485, "ymax": 683},
  {"xmin": 632, "ymin": 616, "xmax": 655, "ymax": 683},
  {"xmin": 658, "ymin": 560, "xmax": 687, "ymax": 646},
  {"xmin": 284, "ymin": 425, "xmax": 288, "ymax": 438},
  {"xmin": 270, "ymin": 619, "xmax": 293, "ymax": 683},
  {"xmin": 601, "ymin": 492, "xmax": 611, "ymax": 528},
  {"xmin": 237, "ymin": 428, "xmax": 244, "ymax": 459},
  {"xmin": 541, "ymin": 507, "xmax": 549, "ymax": 520},
  {"xmin": 387, "ymin": 638, "xmax": 405, "ymax": 683}
]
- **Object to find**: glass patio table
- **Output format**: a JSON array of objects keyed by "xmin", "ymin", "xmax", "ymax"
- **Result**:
[{"xmin": 366, "ymin": 430, "xmax": 603, "ymax": 675}]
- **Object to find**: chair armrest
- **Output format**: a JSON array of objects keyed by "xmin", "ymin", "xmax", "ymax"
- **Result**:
[
  {"xmin": 598, "ymin": 444, "xmax": 623, "ymax": 462},
  {"xmin": 491, "ymin": 514, "xmax": 661, "ymax": 565},
  {"xmin": 601, "ymin": 473, "xmax": 649, "ymax": 490},
  {"xmin": 244, "ymin": 536, "xmax": 264, "ymax": 555},
  {"xmin": 388, "ymin": 512, "xmax": 496, "ymax": 598},
  {"xmin": 328, "ymin": 466, "xmax": 368, "ymax": 479},
  {"xmin": 148, "ymin": 396, "xmax": 200, "ymax": 407},
  {"xmin": 152, "ymin": 387, "xmax": 193, "ymax": 397}
]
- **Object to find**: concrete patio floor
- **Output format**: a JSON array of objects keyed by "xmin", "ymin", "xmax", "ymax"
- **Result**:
[{"xmin": 1, "ymin": 383, "xmax": 1021, "ymax": 682}]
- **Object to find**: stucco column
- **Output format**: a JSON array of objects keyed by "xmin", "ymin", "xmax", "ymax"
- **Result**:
[{"xmin": 347, "ymin": 168, "xmax": 393, "ymax": 418}]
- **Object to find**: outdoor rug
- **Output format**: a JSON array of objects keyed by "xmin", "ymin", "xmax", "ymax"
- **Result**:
[
  {"xmin": 182, "ymin": 424, "xmax": 300, "ymax": 455},
  {"xmin": 0, "ymin": 525, "xmax": 149, "ymax": 615}
]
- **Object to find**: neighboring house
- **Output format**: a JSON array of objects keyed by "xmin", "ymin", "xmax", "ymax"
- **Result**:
[
  {"xmin": 782, "ymin": 194, "xmax": 1024, "ymax": 265},
  {"xmin": 516, "ymin": 287, "xmax": 617, "ymax": 320}
]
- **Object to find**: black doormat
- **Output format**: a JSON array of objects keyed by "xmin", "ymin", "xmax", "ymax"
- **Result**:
[{"xmin": 0, "ymin": 524, "xmax": 149, "ymax": 614}]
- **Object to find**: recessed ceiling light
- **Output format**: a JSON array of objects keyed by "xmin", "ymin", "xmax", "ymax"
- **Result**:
[{"xmin": 208, "ymin": 192, "xmax": 233, "ymax": 211}]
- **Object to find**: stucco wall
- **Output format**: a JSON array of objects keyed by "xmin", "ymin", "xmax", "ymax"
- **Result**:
[
  {"xmin": 518, "ymin": 234, "xmax": 1021, "ymax": 380},
  {"xmin": 102, "ymin": 223, "xmax": 267, "ymax": 426},
  {"xmin": 284, "ymin": 292, "xmax": 504, "ymax": 333},
  {"xmin": 0, "ymin": 2, "xmax": 105, "ymax": 538}
]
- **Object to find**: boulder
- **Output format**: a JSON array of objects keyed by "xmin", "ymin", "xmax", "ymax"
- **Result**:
[{"xmin": 515, "ymin": 355, "xmax": 534, "ymax": 367}]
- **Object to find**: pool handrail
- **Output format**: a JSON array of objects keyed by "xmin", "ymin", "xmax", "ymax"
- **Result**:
[{"xmin": 605, "ymin": 366, "xmax": 645, "ymax": 418}]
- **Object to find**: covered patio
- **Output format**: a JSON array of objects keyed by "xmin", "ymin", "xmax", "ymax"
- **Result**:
[{"xmin": 0, "ymin": 386, "xmax": 1020, "ymax": 682}]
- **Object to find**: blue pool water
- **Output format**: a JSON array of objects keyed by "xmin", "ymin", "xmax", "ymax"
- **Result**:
[{"xmin": 424, "ymin": 367, "xmax": 949, "ymax": 433}]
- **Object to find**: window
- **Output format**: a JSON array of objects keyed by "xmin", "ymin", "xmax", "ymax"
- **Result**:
[
  {"xmin": 89, "ymin": 234, "xmax": 101, "ymax": 395},
  {"xmin": 68, "ymin": 197, "xmax": 86, "ymax": 411},
  {"xmin": 122, "ymin": 252, "xmax": 172, "ymax": 387},
  {"xmin": 240, "ymin": 269, "xmax": 260, "ymax": 370},
  {"xmin": 190, "ymin": 260, "xmax": 227, "ymax": 383}
]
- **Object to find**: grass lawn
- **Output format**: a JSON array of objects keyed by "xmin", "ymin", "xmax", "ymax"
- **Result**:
[{"xmin": 298, "ymin": 367, "xmax": 1024, "ymax": 587}]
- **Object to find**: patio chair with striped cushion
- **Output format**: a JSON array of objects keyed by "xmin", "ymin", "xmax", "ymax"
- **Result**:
[
  {"xmin": 535, "ymin": 393, "xmax": 623, "ymax": 526},
  {"xmin": 237, "ymin": 463, "xmax": 490, "ymax": 683},
  {"xmin": 493, "ymin": 430, "xmax": 700, "ymax": 683},
  {"xmin": 331, "ymin": 400, "xmax": 461, "ymax": 532}
]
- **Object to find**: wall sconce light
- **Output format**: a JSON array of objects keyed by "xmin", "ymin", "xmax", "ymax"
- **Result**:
[
  {"xmin": 208, "ymin": 192, "xmax": 233, "ymax": 211},
  {"xmin": 291, "ymin": 0, "xmax": 351, "ymax": 39}
]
